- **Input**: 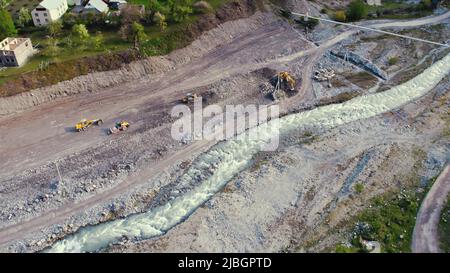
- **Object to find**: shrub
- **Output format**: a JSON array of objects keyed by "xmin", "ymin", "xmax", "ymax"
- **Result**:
[
  {"xmin": 346, "ymin": 0, "xmax": 368, "ymax": 22},
  {"xmin": 153, "ymin": 11, "xmax": 167, "ymax": 31},
  {"xmin": 47, "ymin": 21, "xmax": 63, "ymax": 38},
  {"xmin": 355, "ymin": 183, "xmax": 364, "ymax": 194},
  {"xmin": 279, "ymin": 9, "xmax": 292, "ymax": 19},
  {"xmin": 17, "ymin": 7, "xmax": 32, "ymax": 27},
  {"xmin": 388, "ymin": 57, "xmax": 399, "ymax": 66},
  {"xmin": 334, "ymin": 10, "xmax": 347, "ymax": 22},
  {"xmin": 296, "ymin": 16, "xmax": 319, "ymax": 31}
]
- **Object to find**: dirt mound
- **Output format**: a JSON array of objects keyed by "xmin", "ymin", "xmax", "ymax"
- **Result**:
[{"xmin": 0, "ymin": 0, "xmax": 266, "ymax": 116}]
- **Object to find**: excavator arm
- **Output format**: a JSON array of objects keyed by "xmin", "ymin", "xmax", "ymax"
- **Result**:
[{"xmin": 278, "ymin": 72, "xmax": 296, "ymax": 90}]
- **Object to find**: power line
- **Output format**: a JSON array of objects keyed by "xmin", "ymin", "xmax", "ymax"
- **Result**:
[{"xmin": 290, "ymin": 11, "xmax": 450, "ymax": 48}]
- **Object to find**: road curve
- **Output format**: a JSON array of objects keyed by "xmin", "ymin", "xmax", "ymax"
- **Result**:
[{"xmin": 412, "ymin": 165, "xmax": 450, "ymax": 253}]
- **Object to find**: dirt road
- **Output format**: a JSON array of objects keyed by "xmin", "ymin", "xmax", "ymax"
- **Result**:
[{"xmin": 412, "ymin": 165, "xmax": 450, "ymax": 253}]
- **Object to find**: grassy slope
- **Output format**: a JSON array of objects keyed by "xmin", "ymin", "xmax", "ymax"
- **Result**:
[
  {"xmin": 335, "ymin": 147, "xmax": 434, "ymax": 253},
  {"xmin": 0, "ymin": 0, "xmax": 230, "ymax": 89}
]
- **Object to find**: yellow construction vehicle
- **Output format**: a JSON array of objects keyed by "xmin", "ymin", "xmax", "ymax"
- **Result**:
[
  {"xmin": 181, "ymin": 93, "xmax": 198, "ymax": 104},
  {"xmin": 75, "ymin": 119, "xmax": 103, "ymax": 132},
  {"xmin": 108, "ymin": 121, "xmax": 130, "ymax": 135},
  {"xmin": 277, "ymin": 71, "xmax": 296, "ymax": 91}
]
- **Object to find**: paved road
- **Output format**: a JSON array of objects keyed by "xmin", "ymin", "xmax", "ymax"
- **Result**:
[{"xmin": 412, "ymin": 165, "xmax": 450, "ymax": 253}]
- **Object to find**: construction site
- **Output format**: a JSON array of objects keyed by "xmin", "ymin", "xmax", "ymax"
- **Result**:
[{"xmin": 0, "ymin": 0, "xmax": 449, "ymax": 254}]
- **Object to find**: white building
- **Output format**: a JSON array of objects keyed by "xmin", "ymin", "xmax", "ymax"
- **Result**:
[
  {"xmin": 0, "ymin": 38, "xmax": 35, "ymax": 67},
  {"xmin": 32, "ymin": 0, "xmax": 69, "ymax": 26},
  {"xmin": 83, "ymin": 0, "xmax": 109, "ymax": 14}
]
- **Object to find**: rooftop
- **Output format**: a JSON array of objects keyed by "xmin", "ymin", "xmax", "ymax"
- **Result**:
[
  {"xmin": 38, "ymin": 0, "xmax": 67, "ymax": 10},
  {"xmin": 85, "ymin": 0, "xmax": 109, "ymax": 12},
  {"xmin": 0, "ymin": 38, "xmax": 30, "ymax": 51}
]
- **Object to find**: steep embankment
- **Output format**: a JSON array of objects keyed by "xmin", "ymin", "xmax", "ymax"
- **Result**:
[{"xmin": 0, "ymin": 0, "xmax": 264, "ymax": 116}]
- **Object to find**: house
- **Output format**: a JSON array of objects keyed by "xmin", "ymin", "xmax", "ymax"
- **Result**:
[
  {"xmin": 0, "ymin": 38, "xmax": 34, "ymax": 67},
  {"xmin": 365, "ymin": 0, "xmax": 382, "ymax": 5},
  {"xmin": 108, "ymin": 0, "xmax": 127, "ymax": 10},
  {"xmin": 83, "ymin": 0, "xmax": 109, "ymax": 14},
  {"xmin": 32, "ymin": 0, "xmax": 69, "ymax": 26}
]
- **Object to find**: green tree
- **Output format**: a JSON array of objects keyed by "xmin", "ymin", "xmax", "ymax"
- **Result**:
[
  {"xmin": 47, "ymin": 20, "xmax": 63, "ymax": 38},
  {"xmin": 17, "ymin": 7, "xmax": 32, "ymax": 27},
  {"xmin": 72, "ymin": 23, "xmax": 90, "ymax": 41},
  {"xmin": 0, "ymin": 0, "xmax": 7, "ymax": 9},
  {"xmin": 91, "ymin": 31, "xmax": 104, "ymax": 50},
  {"xmin": 62, "ymin": 12, "xmax": 77, "ymax": 28},
  {"xmin": 0, "ymin": 8, "xmax": 17, "ymax": 40},
  {"xmin": 131, "ymin": 22, "xmax": 147, "ymax": 49},
  {"xmin": 153, "ymin": 11, "xmax": 167, "ymax": 32},
  {"xmin": 168, "ymin": 0, "xmax": 193, "ymax": 23},
  {"xmin": 148, "ymin": 0, "xmax": 169, "ymax": 14},
  {"xmin": 346, "ymin": 0, "xmax": 368, "ymax": 22}
]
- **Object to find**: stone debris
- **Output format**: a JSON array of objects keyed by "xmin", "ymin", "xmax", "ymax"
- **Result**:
[{"xmin": 313, "ymin": 68, "xmax": 336, "ymax": 82}]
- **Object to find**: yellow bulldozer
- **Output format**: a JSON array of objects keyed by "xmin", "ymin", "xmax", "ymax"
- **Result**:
[
  {"xmin": 75, "ymin": 119, "xmax": 103, "ymax": 132},
  {"xmin": 108, "ymin": 121, "xmax": 130, "ymax": 135}
]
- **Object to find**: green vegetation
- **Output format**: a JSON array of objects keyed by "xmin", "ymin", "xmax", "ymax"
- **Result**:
[
  {"xmin": 388, "ymin": 57, "xmax": 399, "ymax": 66},
  {"xmin": 279, "ymin": 8, "xmax": 292, "ymax": 19},
  {"xmin": 295, "ymin": 16, "xmax": 319, "ymax": 32},
  {"xmin": 335, "ymin": 244, "xmax": 359, "ymax": 253},
  {"xmin": 0, "ymin": 0, "xmax": 233, "ymax": 92},
  {"xmin": 438, "ymin": 194, "xmax": 450, "ymax": 253},
  {"xmin": 366, "ymin": 0, "xmax": 435, "ymax": 20},
  {"xmin": 48, "ymin": 21, "xmax": 63, "ymax": 38},
  {"xmin": 355, "ymin": 190, "xmax": 421, "ymax": 252},
  {"xmin": 331, "ymin": 0, "xmax": 437, "ymax": 22},
  {"xmin": 334, "ymin": 145, "xmax": 435, "ymax": 253},
  {"xmin": 4, "ymin": 0, "xmax": 40, "ymax": 19},
  {"xmin": 0, "ymin": 8, "xmax": 17, "ymax": 40},
  {"xmin": 354, "ymin": 183, "xmax": 364, "ymax": 194},
  {"xmin": 333, "ymin": 10, "xmax": 346, "ymax": 22},
  {"xmin": 342, "ymin": 175, "xmax": 435, "ymax": 253},
  {"xmin": 346, "ymin": 0, "xmax": 368, "ymax": 22},
  {"xmin": 16, "ymin": 7, "xmax": 31, "ymax": 27}
]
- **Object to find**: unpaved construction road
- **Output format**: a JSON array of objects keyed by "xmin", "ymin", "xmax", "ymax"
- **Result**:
[
  {"xmin": 0, "ymin": 7, "xmax": 449, "ymax": 252},
  {"xmin": 412, "ymin": 165, "xmax": 450, "ymax": 253}
]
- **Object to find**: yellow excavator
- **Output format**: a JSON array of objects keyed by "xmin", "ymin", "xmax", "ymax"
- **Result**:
[
  {"xmin": 277, "ymin": 71, "xmax": 296, "ymax": 91},
  {"xmin": 75, "ymin": 119, "xmax": 103, "ymax": 132}
]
